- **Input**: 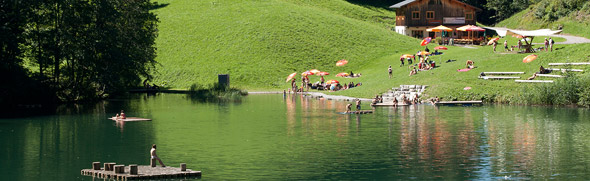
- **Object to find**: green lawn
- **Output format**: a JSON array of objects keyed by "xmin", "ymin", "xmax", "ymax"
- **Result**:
[
  {"xmin": 151, "ymin": 0, "xmax": 590, "ymax": 103},
  {"xmin": 151, "ymin": 0, "xmax": 413, "ymax": 89}
]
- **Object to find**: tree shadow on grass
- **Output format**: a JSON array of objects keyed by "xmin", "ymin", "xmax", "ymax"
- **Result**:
[{"xmin": 150, "ymin": 3, "xmax": 170, "ymax": 10}]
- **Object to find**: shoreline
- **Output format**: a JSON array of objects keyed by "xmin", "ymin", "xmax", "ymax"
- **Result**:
[{"xmin": 247, "ymin": 91, "xmax": 373, "ymax": 102}]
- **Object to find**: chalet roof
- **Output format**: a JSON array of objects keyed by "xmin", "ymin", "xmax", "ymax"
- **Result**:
[
  {"xmin": 389, "ymin": 0, "xmax": 415, "ymax": 8},
  {"xmin": 389, "ymin": 0, "xmax": 482, "ymax": 12}
]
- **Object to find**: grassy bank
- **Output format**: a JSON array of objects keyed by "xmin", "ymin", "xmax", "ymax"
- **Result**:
[
  {"xmin": 151, "ymin": 0, "xmax": 414, "ymax": 89},
  {"xmin": 151, "ymin": 0, "xmax": 590, "ymax": 106},
  {"xmin": 496, "ymin": 7, "xmax": 590, "ymax": 39}
]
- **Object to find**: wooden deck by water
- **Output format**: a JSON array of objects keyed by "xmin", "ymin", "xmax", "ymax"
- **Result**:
[
  {"xmin": 435, "ymin": 101, "xmax": 483, "ymax": 105},
  {"xmin": 81, "ymin": 164, "xmax": 201, "ymax": 180},
  {"xmin": 109, "ymin": 117, "xmax": 152, "ymax": 122}
]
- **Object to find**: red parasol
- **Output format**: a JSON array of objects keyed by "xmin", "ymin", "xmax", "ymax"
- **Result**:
[
  {"xmin": 336, "ymin": 59, "xmax": 348, "ymax": 66},
  {"xmin": 286, "ymin": 72, "xmax": 297, "ymax": 82},
  {"xmin": 309, "ymin": 69, "xmax": 321, "ymax": 74},
  {"xmin": 420, "ymin": 37, "xmax": 432, "ymax": 46},
  {"xmin": 434, "ymin": 46, "xmax": 448, "ymax": 50},
  {"xmin": 336, "ymin": 72, "xmax": 349, "ymax": 77},
  {"xmin": 523, "ymin": 54, "xmax": 537, "ymax": 63},
  {"xmin": 317, "ymin": 72, "xmax": 329, "ymax": 76},
  {"xmin": 301, "ymin": 71, "xmax": 314, "ymax": 76}
]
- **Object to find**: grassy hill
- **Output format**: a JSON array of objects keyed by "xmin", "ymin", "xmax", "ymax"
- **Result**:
[
  {"xmin": 152, "ymin": 0, "xmax": 590, "ymax": 106},
  {"xmin": 496, "ymin": 2, "xmax": 590, "ymax": 39},
  {"xmin": 151, "ymin": 0, "xmax": 415, "ymax": 90}
]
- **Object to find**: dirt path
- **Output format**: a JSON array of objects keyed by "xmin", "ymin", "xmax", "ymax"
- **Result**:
[{"xmin": 552, "ymin": 34, "xmax": 590, "ymax": 44}]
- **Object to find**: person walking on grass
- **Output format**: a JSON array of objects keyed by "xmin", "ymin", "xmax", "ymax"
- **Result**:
[
  {"xmin": 544, "ymin": 38, "xmax": 549, "ymax": 51},
  {"xmin": 504, "ymin": 40, "xmax": 509, "ymax": 51},
  {"xmin": 492, "ymin": 40, "xmax": 497, "ymax": 52},
  {"xmin": 388, "ymin": 65, "xmax": 392, "ymax": 79},
  {"xmin": 400, "ymin": 57, "xmax": 405, "ymax": 67},
  {"xmin": 549, "ymin": 38, "xmax": 554, "ymax": 52},
  {"xmin": 150, "ymin": 144, "xmax": 166, "ymax": 167}
]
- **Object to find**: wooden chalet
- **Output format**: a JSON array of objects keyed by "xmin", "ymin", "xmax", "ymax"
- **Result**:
[{"xmin": 390, "ymin": 0, "xmax": 481, "ymax": 40}]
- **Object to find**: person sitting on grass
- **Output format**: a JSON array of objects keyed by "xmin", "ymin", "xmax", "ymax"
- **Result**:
[
  {"xmin": 409, "ymin": 67, "xmax": 417, "ymax": 76},
  {"xmin": 466, "ymin": 60, "xmax": 474, "ymax": 69}
]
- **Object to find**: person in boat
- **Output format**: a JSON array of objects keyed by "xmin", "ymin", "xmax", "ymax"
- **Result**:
[
  {"xmin": 114, "ymin": 113, "xmax": 120, "ymax": 120},
  {"xmin": 120, "ymin": 110, "xmax": 126, "ymax": 119},
  {"xmin": 346, "ymin": 103, "xmax": 352, "ymax": 113},
  {"xmin": 150, "ymin": 144, "xmax": 166, "ymax": 167},
  {"xmin": 355, "ymin": 99, "xmax": 361, "ymax": 111}
]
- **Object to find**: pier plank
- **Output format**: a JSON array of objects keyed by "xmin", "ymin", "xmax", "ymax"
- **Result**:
[{"xmin": 81, "ymin": 165, "xmax": 201, "ymax": 180}]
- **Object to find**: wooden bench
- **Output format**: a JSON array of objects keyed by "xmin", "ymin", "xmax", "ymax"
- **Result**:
[
  {"xmin": 548, "ymin": 62, "xmax": 590, "ymax": 66},
  {"xmin": 482, "ymin": 72, "xmax": 525, "ymax": 75},
  {"xmin": 515, "ymin": 80, "xmax": 554, "ymax": 83}
]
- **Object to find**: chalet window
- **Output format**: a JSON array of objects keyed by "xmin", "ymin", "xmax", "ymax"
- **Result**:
[
  {"xmin": 412, "ymin": 11, "xmax": 420, "ymax": 20},
  {"xmin": 465, "ymin": 12, "xmax": 473, "ymax": 20},
  {"xmin": 426, "ymin": 11, "xmax": 434, "ymax": 19}
]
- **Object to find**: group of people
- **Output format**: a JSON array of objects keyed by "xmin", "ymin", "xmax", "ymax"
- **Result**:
[
  {"xmin": 391, "ymin": 94, "xmax": 420, "ymax": 107},
  {"xmin": 345, "ymin": 99, "xmax": 362, "ymax": 113},
  {"xmin": 492, "ymin": 37, "xmax": 554, "ymax": 52},
  {"xmin": 114, "ymin": 110, "xmax": 126, "ymax": 120}
]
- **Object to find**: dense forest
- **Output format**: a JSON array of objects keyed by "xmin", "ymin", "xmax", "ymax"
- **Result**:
[{"xmin": 1, "ymin": 0, "xmax": 158, "ymax": 107}]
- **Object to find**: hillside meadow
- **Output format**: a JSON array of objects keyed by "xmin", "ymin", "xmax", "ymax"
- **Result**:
[{"xmin": 151, "ymin": 0, "xmax": 590, "ymax": 104}]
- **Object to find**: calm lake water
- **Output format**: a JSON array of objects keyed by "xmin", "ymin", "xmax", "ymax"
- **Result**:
[{"xmin": 1, "ymin": 93, "xmax": 590, "ymax": 180}]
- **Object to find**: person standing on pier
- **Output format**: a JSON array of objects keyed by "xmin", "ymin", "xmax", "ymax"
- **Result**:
[
  {"xmin": 151, "ymin": 144, "xmax": 166, "ymax": 167},
  {"xmin": 355, "ymin": 99, "xmax": 361, "ymax": 111}
]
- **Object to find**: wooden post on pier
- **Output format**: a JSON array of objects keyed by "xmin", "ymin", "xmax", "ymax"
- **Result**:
[
  {"xmin": 92, "ymin": 162, "xmax": 101, "ymax": 170},
  {"xmin": 130, "ymin": 164, "xmax": 138, "ymax": 175},
  {"xmin": 151, "ymin": 158, "xmax": 157, "ymax": 167},
  {"xmin": 108, "ymin": 163, "xmax": 116, "ymax": 171},
  {"xmin": 114, "ymin": 165, "xmax": 124, "ymax": 174},
  {"xmin": 180, "ymin": 163, "xmax": 186, "ymax": 171}
]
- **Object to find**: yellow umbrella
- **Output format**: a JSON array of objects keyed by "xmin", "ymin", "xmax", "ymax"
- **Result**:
[{"xmin": 426, "ymin": 25, "xmax": 453, "ymax": 32}]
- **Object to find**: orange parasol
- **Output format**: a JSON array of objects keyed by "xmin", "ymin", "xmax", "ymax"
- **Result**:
[
  {"xmin": 336, "ymin": 59, "xmax": 348, "ymax": 66},
  {"xmin": 401, "ymin": 54, "xmax": 414, "ymax": 59},
  {"xmin": 416, "ymin": 51, "xmax": 430, "ymax": 56},
  {"xmin": 487, "ymin": 37, "xmax": 500, "ymax": 45},
  {"xmin": 523, "ymin": 54, "xmax": 537, "ymax": 63},
  {"xmin": 434, "ymin": 46, "xmax": 447, "ymax": 50},
  {"xmin": 326, "ymin": 80, "xmax": 339, "ymax": 84},
  {"xmin": 286, "ymin": 72, "xmax": 297, "ymax": 82},
  {"xmin": 317, "ymin": 72, "xmax": 329, "ymax": 76},
  {"xmin": 336, "ymin": 72, "xmax": 349, "ymax": 77}
]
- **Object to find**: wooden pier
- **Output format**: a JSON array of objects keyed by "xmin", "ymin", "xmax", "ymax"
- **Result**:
[
  {"xmin": 109, "ymin": 117, "xmax": 152, "ymax": 122},
  {"xmin": 535, "ymin": 74, "xmax": 564, "ymax": 78},
  {"xmin": 434, "ymin": 101, "xmax": 483, "ymax": 105},
  {"xmin": 81, "ymin": 162, "xmax": 201, "ymax": 180},
  {"xmin": 341, "ymin": 110, "xmax": 374, "ymax": 114}
]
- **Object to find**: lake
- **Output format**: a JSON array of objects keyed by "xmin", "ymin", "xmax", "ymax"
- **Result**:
[{"xmin": 1, "ymin": 93, "xmax": 589, "ymax": 180}]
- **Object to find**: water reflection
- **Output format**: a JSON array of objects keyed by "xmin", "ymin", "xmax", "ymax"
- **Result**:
[{"xmin": 2, "ymin": 94, "xmax": 590, "ymax": 180}]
